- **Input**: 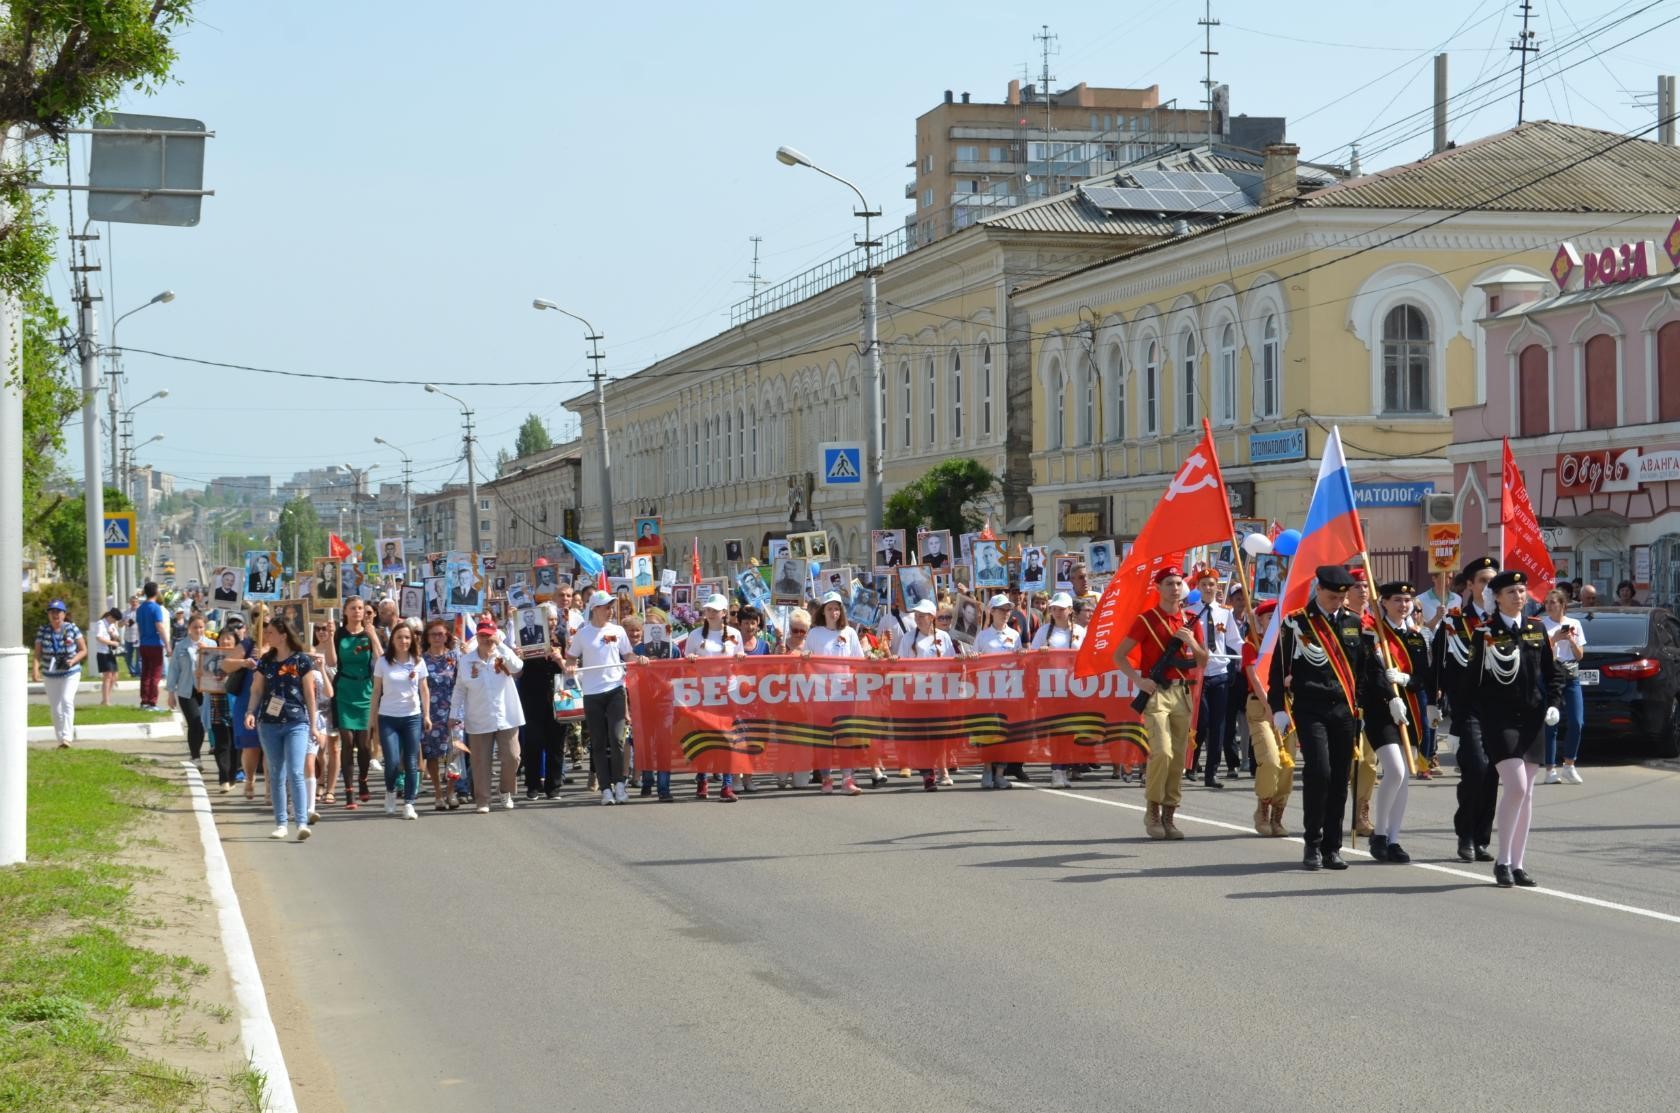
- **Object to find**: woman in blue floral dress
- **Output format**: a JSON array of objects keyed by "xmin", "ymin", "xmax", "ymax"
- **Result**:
[{"xmin": 421, "ymin": 618, "xmax": 462, "ymax": 809}]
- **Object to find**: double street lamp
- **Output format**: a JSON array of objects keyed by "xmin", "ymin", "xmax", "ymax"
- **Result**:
[
  {"xmin": 774, "ymin": 146, "xmax": 883, "ymax": 533},
  {"xmin": 424, "ymin": 385, "xmax": 479, "ymax": 555},
  {"xmin": 532, "ymin": 299, "xmax": 614, "ymax": 548}
]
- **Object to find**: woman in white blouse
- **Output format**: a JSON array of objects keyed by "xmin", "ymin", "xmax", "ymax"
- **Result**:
[
  {"xmin": 682, "ymin": 594, "xmax": 743, "ymax": 802},
  {"xmin": 974, "ymin": 593, "xmax": 1021, "ymax": 789},
  {"xmin": 806, "ymin": 591, "xmax": 866, "ymax": 796},
  {"xmin": 1032, "ymin": 593, "xmax": 1086, "ymax": 788},
  {"xmin": 1540, "ymin": 589, "xmax": 1587, "ymax": 784},
  {"xmin": 897, "ymin": 598, "xmax": 957, "ymax": 790},
  {"xmin": 448, "ymin": 619, "xmax": 526, "ymax": 813},
  {"xmin": 566, "ymin": 590, "xmax": 642, "ymax": 806}
]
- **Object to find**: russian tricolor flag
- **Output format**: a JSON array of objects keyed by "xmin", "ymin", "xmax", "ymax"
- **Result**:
[{"xmin": 1252, "ymin": 427, "xmax": 1367, "ymax": 699}]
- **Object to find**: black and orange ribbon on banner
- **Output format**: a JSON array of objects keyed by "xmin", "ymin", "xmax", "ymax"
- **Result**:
[{"xmin": 627, "ymin": 653, "xmax": 1151, "ymax": 775}]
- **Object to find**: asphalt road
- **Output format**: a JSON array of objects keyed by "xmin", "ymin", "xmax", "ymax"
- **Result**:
[{"xmin": 217, "ymin": 754, "xmax": 1678, "ymax": 1113}]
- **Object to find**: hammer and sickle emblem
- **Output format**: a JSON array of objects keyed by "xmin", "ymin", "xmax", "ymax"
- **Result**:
[{"xmin": 1166, "ymin": 452, "xmax": 1218, "ymax": 500}]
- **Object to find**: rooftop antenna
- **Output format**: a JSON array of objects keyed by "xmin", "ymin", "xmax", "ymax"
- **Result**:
[
  {"xmin": 1510, "ymin": 1, "xmax": 1541, "ymax": 125},
  {"xmin": 1199, "ymin": 0, "xmax": 1220, "ymax": 147},
  {"xmin": 736, "ymin": 235, "xmax": 765, "ymax": 311},
  {"xmin": 1035, "ymin": 24, "xmax": 1059, "ymax": 194}
]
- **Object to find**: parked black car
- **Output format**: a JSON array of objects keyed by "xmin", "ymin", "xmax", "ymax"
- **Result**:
[{"xmin": 1569, "ymin": 606, "xmax": 1680, "ymax": 759}]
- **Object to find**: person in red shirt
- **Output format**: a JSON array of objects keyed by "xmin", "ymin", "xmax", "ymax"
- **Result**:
[{"xmin": 1113, "ymin": 566, "xmax": 1208, "ymax": 840}]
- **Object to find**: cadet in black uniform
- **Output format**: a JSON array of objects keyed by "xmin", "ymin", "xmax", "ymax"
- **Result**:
[
  {"xmin": 1370, "ymin": 581, "xmax": 1433, "ymax": 863},
  {"xmin": 1467, "ymin": 570, "xmax": 1564, "ymax": 888},
  {"xmin": 1434, "ymin": 556, "xmax": 1500, "ymax": 862},
  {"xmin": 1269, "ymin": 565, "xmax": 1402, "ymax": 871}
]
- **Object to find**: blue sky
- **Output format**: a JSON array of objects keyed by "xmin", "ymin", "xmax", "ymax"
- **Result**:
[{"xmin": 56, "ymin": 0, "xmax": 1676, "ymax": 494}]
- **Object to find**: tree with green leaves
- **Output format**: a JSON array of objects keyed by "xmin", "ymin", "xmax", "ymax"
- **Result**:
[
  {"xmin": 514, "ymin": 412, "xmax": 552, "ymax": 459},
  {"xmin": 277, "ymin": 496, "xmax": 326, "ymax": 572},
  {"xmin": 20, "ymin": 292, "xmax": 75, "ymax": 543},
  {"xmin": 37, "ymin": 485, "xmax": 129, "ymax": 585},
  {"xmin": 883, "ymin": 458, "xmax": 998, "ymax": 537}
]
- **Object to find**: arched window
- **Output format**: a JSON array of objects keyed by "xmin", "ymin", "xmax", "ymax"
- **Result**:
[
  {"xmin": 736, "ymin": 407, "xmax": 745, "ymax": 478},
  {"xmin": 950, "ymin": 348, "xmax": 963, "ymax": 442},
  {"xmin": 1382, "ymin": 305, "xmax": 1431, "ymax": 413},
  {"xmin": 1104, "ymin": 343, "xmax": 1125, "ymax": 441},
  {"xmin": 750, "ymin": 405, "xmax": 759, "ymax": 475},
  {"xmin": 1179, "ymin": 331, "xmax": 1198, "ymax": 429},
  {"xmin": 1659, "ymin": 321, "xmax": 1680, "ymax": 423},
  {"xmin": 1259, "ymin": 315, "xmax": 1281, "ymax": 418},
  {"xmin": 925, "ymin": 357, "xmax": 937, "ymax": 445},
  {"xmin": 1585, "ymin": 334, "xmax": 1617, "ymax": 429},
  {"xmin": 900, "ymin": 362, "xmax": 912, "ymax": 449},
  {"xmin": 1518, "ymin": 345, "xmax": 1549, "ymax": 437},
  {"xmin": 1076, "ymin": 359, "xmax": 1094, "ymax": 446},
  {"xmin": 1143, "ymin": 340, "xmax": 1159, "ymax": 435},
  {"xmin": 1048, "ymin": 358, "xmax": 1065, "ymax": 450},
  {"xmin": 981, "ymin": 344, "xmax": 994, "ymax": 436},
  {"xmin": 723, "ymin": 411, "xmax": 733, "ymax": 482},
  {"xmin": 1217, "ymin": 324, "xmax": 1237, "ymax": 424}
]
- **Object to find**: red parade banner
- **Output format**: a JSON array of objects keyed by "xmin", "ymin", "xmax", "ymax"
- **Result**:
[{"xmin": 626, "ymin": 652, "xmax": 1150, "ymax": 775}]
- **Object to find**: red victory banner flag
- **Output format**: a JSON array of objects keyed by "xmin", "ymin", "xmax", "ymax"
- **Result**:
[
  {"xmin": 627, "ymin": 652, "xmax": 1148, "ymax": 776},
  {"xmin": 1500, "ymin": 437, "xmax": 1554, "ymax": 602},
  {"xmin": 1073, "ymin": 420, "xmax": 1235, "ymax": 679},
  {"xmin": 327, "ymin": 533, "xmax": 352, "ymax": 560}
]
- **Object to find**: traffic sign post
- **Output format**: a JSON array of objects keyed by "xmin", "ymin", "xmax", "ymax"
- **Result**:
[
  {"xmin": 818, "ymin": 441, "xmax": 863, "ymax": 487},
  {"xmin": 103, "ymin": 512, "xmax": 138, "ymax": 556}
]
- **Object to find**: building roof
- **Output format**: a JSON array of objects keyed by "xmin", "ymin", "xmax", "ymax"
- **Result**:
[
  {"xmin": 978, "ymin": 189, "xmax": 1221, "ymax": 236},
  {"xmin": 1299, "ymin": 120, "xmax": 1680, "ymax": 213}
]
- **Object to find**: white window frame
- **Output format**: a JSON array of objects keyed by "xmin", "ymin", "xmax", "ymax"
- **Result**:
[
  {"xmin": 900, "ymin": 363, "xmax": 912, "ymax": 449},
  {"xmin": 1260, "ymin": 315, "xmax": 1281, "ymax": 419},
  {"xmin": 925, "ymin": 357, "xmax": 936, "ymax": 446},
  {"xmin": 981, "ymin": 344, "xmax": 993, "ymax": 436},
  {"xmin": 1217, "ymin": 323, "xmax": 1237, "ymax": 425},
  {"xmin": 1381, "ymin": 304, "xmax": 1432, "ymax": 414},
  {"xmin": 950, "ymin": 347, "xmax": 963, "ymax": 443},
  {"xmin": 1048, "ymin": 358, "xmax": 1065, "ymax": 450},
  {"xmin": 1179, "ymin": 331, "xmax": 1198, "ymax": 430},
  {"xmin": 1104, "ymin": 342, "xmax": 1125, "ymax": 442},
  {"xmin": 1143, "ymin": 340, "xmax": 1159, "ymax": 435}
]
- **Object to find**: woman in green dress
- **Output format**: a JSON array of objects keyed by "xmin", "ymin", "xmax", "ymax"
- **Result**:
[{"xmin": 326, "ymin": 596, "xmax": 382, "ymax": 807}]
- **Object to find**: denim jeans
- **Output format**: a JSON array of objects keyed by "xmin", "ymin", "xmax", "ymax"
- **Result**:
[
  {"xmin": 378, "ymin": 714, "xmax": 423, "ymax": 802},
  {"xmin": 1545, "ymin": 677, "xmax": 1585, "ymax": 765},
  {"xmin": 257, "ymin": 719, "xmax": 311, "ymax": 827}
]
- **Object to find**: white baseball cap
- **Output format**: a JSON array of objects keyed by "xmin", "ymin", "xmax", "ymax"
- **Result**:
[
  {"xmin": 819, "ymin": 590, "xmax": 846, "ymax": 606},
  {"xmin": 987, "ymin": 593, "xmax": 1012, "ymax": 610},
  {"xmin": 586, "ymin": 590, "xmax": 614, "ymax": 612},
  {"xmin": 702, "ymin": 593, "xmax": 731, "ymax": 612},
  {"xmin": 1049, "ymin": 592, "xmax": 1073, "ymax": 609},
  {"xmin": 911, "ymin": 598, "xmax": 938, "ymax": 616}
]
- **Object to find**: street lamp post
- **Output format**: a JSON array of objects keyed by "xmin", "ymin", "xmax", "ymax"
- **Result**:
[
  {"xmin": 373, "ymin": 437, "xmax": 413, "ymax": 540},
  {"xmin": 774, "ymin": 146, "xmax": 883, "ymax": 534},
  {"xmin": 116, "ymin": 389, "xmax": 168, "ymax": 601},
  {"xmin": 424, "ymin": 386, "xmax": 479, "ymax": 555},
  {"xmin": 531, "ymin": 300, "xmax": 614, "ymax": 549},
  {"xmin": 340, "ymin": 463, "xmax": 378, "ymax": 555},
  {"xmin": 108, "ymin": 291, "xmax": 175, "ymax": 492}
]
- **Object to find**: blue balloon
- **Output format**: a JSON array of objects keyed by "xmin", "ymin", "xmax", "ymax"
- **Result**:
[
  {"xmin": 1185, "ymin": 589, "xmax": 1202, "ymax": 606},
  {"xmin": 1273, "ymin": 529, "xmax": 1302, "ymax": 558}
]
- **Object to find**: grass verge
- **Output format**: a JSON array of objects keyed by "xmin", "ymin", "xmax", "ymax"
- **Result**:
[
  {"xmin": 0, "ymin": 750, "xmax": 225, "ymax": 1112},
  {"xmin": 26, "ymin": 704, "xmax": 163, "ymax": 728}
]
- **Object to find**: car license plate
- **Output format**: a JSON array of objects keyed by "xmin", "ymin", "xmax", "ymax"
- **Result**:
[{"xmin": 1579, "ymin": 669, "xmax": 1599, "ymax": 686}]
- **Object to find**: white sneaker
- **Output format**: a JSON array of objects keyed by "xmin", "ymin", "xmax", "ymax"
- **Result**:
[
  {"xmin": 613, "ymin": 782, "xmax": 629, "ymax": 803},
  {"xmin": 938, "ymin": 771, "xmax": 955, "ymax": 787},
  {"xmin": 980, "ymin": 767, "xmax": 995, "ymax": 789},
  {"xmin": 1542, "ymin": 767, "xmax": 1562, "ymax": 785},
  {"xmin": 602, "ymin": 788, "xmax": 615, "ymax": 806},
  {"xmin": 384, "ymin": 791, "xmax": 397, "ymax": 816},
  {"xmin": 402, "ymin": 803, "xmax": 418, "ymax": 820},
  {"xmin": 476, "ymin": 804, "xmax": 491, "ymax": 814},
  {"xmin": 369, "ymin": 757, "xmax": 383, "ymax": 773},
  {"xmin": 268, "ymin": 825, "xmax": 288, "ymax": 840},
  {"xmin": 296, "ymin": 826, "xmax": 311, "ymax": 842},
  {"xmin": 307, "ymin": 808, "xmax": 321, "ymax": 825},
  {"xmin": 502, "ymin": 793, "xmax": 515, "ymax": 810},
  {"xmin": 1051, "ymin": 769, "xmax": 1069, "ymax": 788},
  {"xmin": 1562, "ymin": 765, "xmax": 1584, "ymax": 784}
]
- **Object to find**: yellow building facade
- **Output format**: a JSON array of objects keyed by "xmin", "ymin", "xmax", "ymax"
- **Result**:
[{"xmin": 1015, "ymin": 122, "xmax": 1680, "ymax": 558}]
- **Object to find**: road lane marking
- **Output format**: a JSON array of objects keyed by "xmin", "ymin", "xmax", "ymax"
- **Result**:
[
  {"xmin": 1009, "ymin": 780, "xmax": 1680, "ymax": 926},
  {"xmin": 182, "ymin": 763, "xmax": 300, "ymax": 1113}
]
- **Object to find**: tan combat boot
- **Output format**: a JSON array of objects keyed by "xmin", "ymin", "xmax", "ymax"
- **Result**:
[
  {"xmin": 1145, "ymin": 801, "xmax": 1166, "ymax": 840},
  {"xmin": 1355, "ymin": 800, "xmax": 1375, "ymax": 837},
  {"xmin": 1270, "ymin": 801, "xmax": 1289, "ymax": 838},
  {"xmin": 1253, "ymin": 802, "xmax": 1271, "ymax": 836},
  {"xmin": 1161, "ymin": 805, "xmax": 1185, "ymax": 840}
]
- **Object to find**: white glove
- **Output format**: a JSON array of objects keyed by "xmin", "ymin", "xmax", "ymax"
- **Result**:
[
  {"xmin": 1384, "ymin": 668, "xmax": 1410, "ymax": 686},
  {"xmin": 1544, "ymin": 706, "xmax": 1560, "ymax": 727},
  {"xmin": 1388, "ymin": 697, "xmax": 1408, "ymax": 725},
  {"xmin": 1426, "ymin": 706, "xmax": 1443, "ymax": 728},
  {"xmin": 1271, "ymin": 711, "xmax": 1291, "ymax": 734}
]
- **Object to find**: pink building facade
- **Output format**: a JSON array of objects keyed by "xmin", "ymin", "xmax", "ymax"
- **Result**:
[{"xmin": 1450, "ymin": 226, "xmax": 1680, "ymax": 606}]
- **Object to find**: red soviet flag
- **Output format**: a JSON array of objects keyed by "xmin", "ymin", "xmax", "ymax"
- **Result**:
[
  {"xmin": 1500, "ymin": 437, "xmax": 1553, "ymax": 603},
  {"xmin": 1074, "ymin": 420, "xmax": 1235, "ymax": 678},
  {"xmin": 328, "ymin": 533, "xmax": 352, "ymax": 560}
]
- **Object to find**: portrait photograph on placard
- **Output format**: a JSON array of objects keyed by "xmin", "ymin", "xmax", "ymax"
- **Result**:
[
  {"xmin": 805, "ymin": 530, "xmax": 829, "ymax": 561},
  {"xmin": 972, "ymin": 540, "xmax": 1008, "ymax": 589},
  {"xmin": 312, "ymin": 560, "xmax": 339, "ymax": 602},
  {"xmin": 700, "ymin": 576, "xmax": 729, "ymax": 601},
  {"xmin": 897, "ymin": 565, "xmax": 935, "ymax": 611},
  {"xmin": 821, "ymin": 564, "xmax": 853, "ymax": 596},
  {"xmin": 1252, "ymin": 555, "xmax": 1283, "ymax": 598},
  {"xmin": 603, "ymin": 551, "xmax": 625, "ymax": 578},
  {"xmin": 766, "ymin": 538, "xmax": 791, "ymax": 563},
  {"xmin": 1019, "ymin": 546, "xmax": 1048, "ymax": 593},
  {"xmin": 917, "ymin": 529, "xmax": 952, "ymax": 569},
  {"xmin": 488, "ymin": 599, "xmax": 507, "ymax": 623},
  {"xmin": 632, "ymin": 554, "xmax": 656, "ymax": 596},
  {"xmin": 1085, "ymin": 540, "xmax": 1117, "ymax": 577},
  {"xmin": 958, "ymin": 531, "xmax": 978, "ymax": 563},
  {"xmin": 724, "ymin": 538, "xmax": 744, "ymax": 563},
  {"xmin": 296, "ymin": 573, "xmax": 316, "ymax": 599},
  {"xmin": 951, "ymin": 592, "xmax": 982, "ymax": 645},
  {"xmin": 533, "ymin": 562, "xmax": 559, "ymax": 598},
  {"xmin": 771, "ymin": 557, "xmax": 808, "ymax": 604},
  {"xmin": 848, "ymin": 582, "xmax": 881, "ymax": 629},
  {"xmin": 490, "ymin": 574, "xmax": 508, "ymax": 594},
  {"xmin": 399, "ymin": 585, "xmax": 424, "ymax": 618},
  {"xmin": 632, "ymin": 516, "xmax": 664, "ymax": 555},
  {"xmin": 424, "ymin": 577, "xmax": 447, "ymax": 618},
  {"xmin": 1054, "ymin": 555, "xmax": 1076, "ymax": 590},
  {"xmin": 210, "ymin": 566, "xmax": 243, "ymax": 604},
  {"xmin": 610, "ymin": 578, "xmax": 635, "ymax": 615},
  {"xmin": 952, "ymin": 563, "xmax": 973, "ymax": 593},
  {"xmin": 508, "ymin": 582, "xmax": 534, "ymax": 609},
  {"xmin": 871, "ymin": 528, "xmax": 906, "ymax": 571},
  {"xmin": 735, "ymin": 571, "xmax": 770, "ymax": 614},
  {"xmin": 788, "ymin": 533, "xmax": 809, "ymax": 560},
  {"xmin": 243, "ymin": 550, "xmax": 283, "ymax": 602},
  {"xmin": 671, "ymin": 583, "xmax": 694, "ymax": 610},
  {"xmin": 445, "ymin": 560, "xmax": 483, "ymax": 613},
  {"xmin": 428, "ymin": 553, "xmax": 447, "ymax": 577},
  {"xmin": 271, "ymin": 599, "xmax": 308, "ymax": 636},
  {"xmin": 377, "ymin": 538, "xmax": 406, "ymax": 575},
  {"xmin": 514, "ymin": 606, "xmax": 550, "ymax": 658}
]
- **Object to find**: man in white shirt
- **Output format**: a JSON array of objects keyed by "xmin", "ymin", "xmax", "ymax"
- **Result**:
[
  {"xmin": 448, "ymin": 619, "xmax": 526, "ymax": 812},
  {"xmin": 1415, "ymin": 577, "xmax": 1462, "ymax": 630},
  {"xmin": 565, "ymin": 590, "xmax": 640, "ymax": 805},
  {"xmin": 1192, "ymin": 568, "xmax": 1241, "ymax": 787}
]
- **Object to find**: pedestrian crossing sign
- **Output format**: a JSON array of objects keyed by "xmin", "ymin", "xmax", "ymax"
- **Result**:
[
  {"xmin": 103, "ymin": 512, "xmax": 138, "ymax": 555},
  {"xmin": 819, "ymin": 442, "xmax": 863, "ymax": 486}
]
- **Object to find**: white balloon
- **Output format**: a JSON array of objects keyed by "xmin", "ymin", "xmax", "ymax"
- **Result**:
[{"xmin": 1241, "ymin": 532, "xmax": 1274, "ymax": 557}]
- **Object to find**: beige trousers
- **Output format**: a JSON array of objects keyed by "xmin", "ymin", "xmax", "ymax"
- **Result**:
[
  {"xmin": 468, "ymin": 727, "xmax": 521, "ymax": 807},
  {"xmin": 1246, "ymin": 695, "xmax": 1294, "ymax": 807},
  {"xmin": 1142, "ymin": 683, "xmax": 1194, "ymax": 808}
]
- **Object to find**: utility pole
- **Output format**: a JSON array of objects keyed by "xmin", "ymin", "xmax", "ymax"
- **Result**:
[
  {"xmin": 73, "ymin": 233, "xmax": 106, "ymax": 619},
  {"xmin": 583, "ymin": 333, "xmax": 612, "ymax": 550},
  {"xmin": 1200, "ymin": 1, "xmax": 1221, "ymax": 146},
  {"xmin": 1035, "ymin": 24, "xmax": 1057, "ymax": 197},
  {"xmin": 1511, "ymin": 1, "xmax": 1541, "ymax": 126},
  {"xmin": 1, "ymin": 123, "xmax": 26, "ymax": 866}
]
